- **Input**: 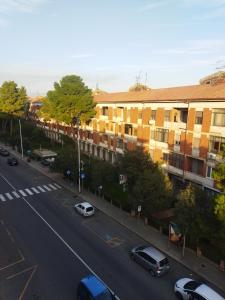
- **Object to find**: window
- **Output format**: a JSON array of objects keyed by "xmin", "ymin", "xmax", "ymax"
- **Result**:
[
  {"xmin": 188, "ymin": 157, "xmax": 204, "ymax": 175},
  {"xmin": 151, "ymin": 128, "xmax": 169, "ymax": 143},
  {"xmin": 169, "ymin": 153, "xmax": 184, "ymax": 170},
  {"xmin": 125, "ymin": 124, "xmax": 133, "ymax": 135},
  {"xmin": 206, "ymin": 166, "xmax": 213, "ymax": 178},
  {"xmin": 150, "ymin": 110, "xmax": 156, "ymax": 120},
  {"xmin": 195, "ymin": 111, "xmax": 203, "ymax": 124},
  {"xmin": 180, "ymin": 110, "xmax": 188, "ymax": 123},
  {"xmin": 102, "ymin": 106, "xmax": 108, "ymax": 116},
  {"xmin": 164, "ymin": 110, "xmax": 170, "ymax": 121},
  {"xmin": 175, "ymin": 133, "xmax": 181, "ymax": 146},
  {"xmin": 173, "ymin": 108, "xmax": 188, "ymax": 123},
  {"xmin": 209, "ymin": 136, "xmax": 225, "ymax": 153},
  {"xmin": 212, "ymin": 110, "xmax": 225, "ymax": 126}
]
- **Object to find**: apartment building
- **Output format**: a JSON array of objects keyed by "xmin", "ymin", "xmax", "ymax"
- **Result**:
[
  {"xmin": 77, "ymin": 75, "xmax": 225, "ymax": 192},
  {"xmin": 30, "ymin": 73, "xmax": 225, "ymax": 192}
]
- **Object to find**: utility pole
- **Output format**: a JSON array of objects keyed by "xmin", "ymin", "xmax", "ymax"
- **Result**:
[
  {"xmin": 18, "ymin": 119, "xmax": 24, "ymax": 158},
  {"xmin": 72, "ymin": 116, "xmax": 81, "ymax": 193}
]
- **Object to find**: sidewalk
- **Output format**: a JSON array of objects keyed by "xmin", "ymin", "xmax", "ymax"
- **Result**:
[{"xmin": 2, "ymin": 145, "xmax": 225, "ymax": 295}]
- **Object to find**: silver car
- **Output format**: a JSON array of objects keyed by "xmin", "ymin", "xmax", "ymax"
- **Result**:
[
  {"xmin": 130, "ymin": 245, "xmax": 170, "ymax": 276},
  {"xmin": 74, "ymin": 202, "xmax": 95, "ymax": 217}
]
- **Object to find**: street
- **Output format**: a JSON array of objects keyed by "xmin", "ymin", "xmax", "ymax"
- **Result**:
[{"xmin": 0, "ymin": 155, "xmax": 222, "ymax": 300}]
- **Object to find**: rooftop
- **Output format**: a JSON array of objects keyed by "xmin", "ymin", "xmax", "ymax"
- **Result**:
[{"xmin": 94, "ymin": 83, "xmax": 225, "ymax": 103}]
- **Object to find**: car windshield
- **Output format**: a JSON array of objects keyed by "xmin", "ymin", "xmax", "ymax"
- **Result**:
[
  {"xmin": 184, "ymin": 280, "xmax": 201, "ymax": 291},
  {"xmin": 86, "ymin": 207, "xmax": 93, "ymax": 212},
  {"xmin": 159, "ymin": 258, "xmax": 168, "ymax": 267},
  {"xmin": 96, "ymin": 289, "xmax": 113, "ymax": 300},
  {"xmin": 136, "ymin": 245, "xmax": 147, "ymax": 251}
]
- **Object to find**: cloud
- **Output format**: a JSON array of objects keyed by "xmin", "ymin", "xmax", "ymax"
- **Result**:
[
  {"xmin": 0, "ymin": 0, "xmax": 48, "ymax": 13},
  {"xmin": 138, "ymin": 0, "xmax": 170, "ymax": 12}
]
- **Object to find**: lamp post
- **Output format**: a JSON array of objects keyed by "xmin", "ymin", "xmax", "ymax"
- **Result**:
[
  {"xmin": 18, "ymin": 119, "xmax": 24, "ymax": 158},
  {"xmin": 73, "ymin": 117, "xmax": 81, "ymax": 193}
]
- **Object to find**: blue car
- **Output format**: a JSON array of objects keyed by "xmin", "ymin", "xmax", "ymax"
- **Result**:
[{"xmin": 77, "ymin": 275, "xmax": 119, "ymax": 300}]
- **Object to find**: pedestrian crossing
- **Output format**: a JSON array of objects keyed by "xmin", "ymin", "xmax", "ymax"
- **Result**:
[{"xmin": 0, "ymin": 182, "xmax": 61, "ymax": 202}]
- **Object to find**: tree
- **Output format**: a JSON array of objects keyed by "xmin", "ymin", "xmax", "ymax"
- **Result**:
[
  {"xmin": 212, "ymin": 147, "xmax": 225, "ymax": 192},
  {"xmin": 174, "ymin": 184, "xmax": 196, "ymax": 235},
  {"xmin": 129, "ymin": 83, "xmax": 151, "ymax": 92},
  {"xmin": 0, "ymin": 81, "xmax": 27, "ymax": 116},
  {"xmin": 39, "ymin": 75, "xmax": 96, "ymax": 124},
  {"xmin": 0, "ymin": 81, "xmax": 28, "ymax": 135},
  {"xmin": 118, "ymin": 148, "xmax": 172, "ymax": 214}
]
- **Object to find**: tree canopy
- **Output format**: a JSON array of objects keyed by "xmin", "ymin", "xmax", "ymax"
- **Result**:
[
  {"xmin": 0, "ymin": 81, "xmax": 28, "ymax": 117},
  {"xmin": 118, "ymin": 148, "xmax": 172, "ymax": 214},
  {"xmin": 39, "ymin": 75, "xmax": 96, "ymax": 124}
]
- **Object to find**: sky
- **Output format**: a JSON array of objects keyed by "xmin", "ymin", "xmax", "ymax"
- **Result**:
[{"xmin": 0, "ymin": 0, "xmax": 225, "ymax": 96}]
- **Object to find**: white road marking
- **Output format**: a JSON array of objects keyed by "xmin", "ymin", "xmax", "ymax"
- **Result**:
[
  {"xmin": 12, "ymin": 191, "xmax": 20, "ymax": 198},
  {"xmin": 53, "ymin": 183, "xmax": 61, "ymax": 189},
  {"xmin": 5, "ymin": 193, "xmax": 13, "ymax": 200},
  {"xmin": 25, "ymin": 189, "xmax": 33, "ymax": 195},
  {"xmin": 37, "ymin": 186, "xmax": 45, "ymax": 192},
  {"xmin": 19, "ymin": 190, "xmax": 27, "ymax": 197},
  {"xmin": 31, "ymin": 187, "xmax": 40, "ymax": 194},
  {"xmin": 0, "ymin": 195, "xmax": 6, "ymax": 202},
  {"xmin": 0, "ymin": 171, "xmax": 120, "ymax": 299},
  {"xmin": 43, "ymin": 185, "xmax": 51, "ymax": 191},
  {"xmin": 48, "ymin": 184, "xmax": 57, "ymax": 190}
]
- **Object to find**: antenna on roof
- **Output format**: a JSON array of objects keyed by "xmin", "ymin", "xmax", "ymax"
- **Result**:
[
  {"xmin": 145, "ymin": 72, "xmax": 148, "ymax": 86},
  {"xmin": 96, "ymin": 82, "xmax": 99, "ymax": 90},
  {"xmin": 136, "ymin": 70, "xmax": 142, "ymax": 85}
]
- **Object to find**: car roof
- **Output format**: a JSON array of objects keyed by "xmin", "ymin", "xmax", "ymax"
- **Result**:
[
  {"xmin": 196, "ymin": 284, "xmax": 224, "ymax": 300},
  {"xmin": 142, "ymin": 246, "xmax": 166, "ymax": 261},
  {"xmin": 80, "ymin": 202, "xmax": 93, "ymax": 208},
  {"xmin": 81, "ymin": 275, "xmax": 107, "ymax": 297}
]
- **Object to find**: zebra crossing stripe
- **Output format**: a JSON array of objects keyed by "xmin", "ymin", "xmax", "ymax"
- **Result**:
[
  {"xmin": 0, "ymin": 195, "xmax": 6, "ymax": 202},
  {"xmin": 53, "ymin": 183, "xmax": 61, "ymax": 189},
  {"xmin": 31, "ymin": 187, "xmax": 40, "ymax": 194},
  {"xmin": 19, "ymin": 190, "xmax": 27, "ymax": 197},
  {"xmin": 12, "ymin": 191, "xmax": 20, "ymax": 198},
  {"xmin": 43, "ymin": 185, "xmax": 51, "ymax": 191},
  {"xmin": 5, "ymin": 193, "xmax": 13, "ymax": 200},
  {"xmin": 25, "ymin": 189, "xmax": 33, "ymax": 195},
  {"xmin": 37, "ymin": 186, "xmax": 45, "ymax": 192},
  {"xmin": 48, "ymin": 184, "xmax": 57, "ymax": 190}
]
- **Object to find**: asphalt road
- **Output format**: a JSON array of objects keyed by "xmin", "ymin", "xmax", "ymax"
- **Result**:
[{"xmin": 0, "ymin": 154, "xmax": 218, "ymax": 300}]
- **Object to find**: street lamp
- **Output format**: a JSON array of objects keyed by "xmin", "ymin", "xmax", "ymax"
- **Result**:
[
  {"xmin": 72, "ymin": 117, "xmax": 81, "ymax": 193},
  {"xmin": 18, "ymin": 118, "xmax": 24, "ymax": 158}
]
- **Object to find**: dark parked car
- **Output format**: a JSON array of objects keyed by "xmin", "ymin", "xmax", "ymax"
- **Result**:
[
  {"xmin": 0, "ymin": 148, "xmax": 10, "ymax": 156},
  {"xmin": 7, "ymin": 157, "xmax": 18, "ymax": 166}
]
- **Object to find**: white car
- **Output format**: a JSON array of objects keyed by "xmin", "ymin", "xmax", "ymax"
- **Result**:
[
  {"xmin": 174, "ymin": 278, "xmax": 224, "ymax": 300},
  {"xmin": 74, "ymin": 202, "xmax": 95, "ymax": 217}
]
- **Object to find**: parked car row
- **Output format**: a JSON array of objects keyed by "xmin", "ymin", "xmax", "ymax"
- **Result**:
[
  {"xmin": 74, "ymin": 202, "xmax": 224, "ymax": 300},
  {"xmin": 0, "ymin": 147, "xmax": 18, "ymax": 166}
]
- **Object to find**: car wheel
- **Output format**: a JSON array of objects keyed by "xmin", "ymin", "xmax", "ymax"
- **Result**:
[
  {"xmin": 150, "ymin": 270, "xmax": 156, "ymax": 277},
  {"xmin": 175, "ymin": 292, "xmax": 183, "ymax": 300}
]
